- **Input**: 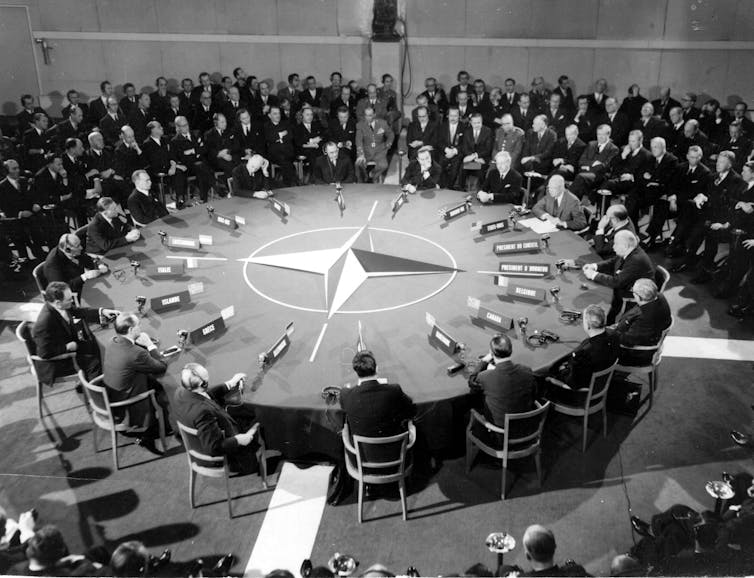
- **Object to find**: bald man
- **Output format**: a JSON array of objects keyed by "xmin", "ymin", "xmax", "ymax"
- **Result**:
[
  {"xmin": 43, "ymin": 232, "xmax": 108, "ymax": 295},
  {"xmin": 508, "ymin": 524, "xmax": 589, "ymax": 577},
  {"xmin": 230, "ymin": 154, "xmax": 272, "ymax": 198}
]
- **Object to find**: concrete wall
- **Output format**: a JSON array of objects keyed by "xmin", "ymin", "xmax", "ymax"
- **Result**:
[{"xmin": 2, "ymin": 0, "xmax": 754, "ymax": 115}]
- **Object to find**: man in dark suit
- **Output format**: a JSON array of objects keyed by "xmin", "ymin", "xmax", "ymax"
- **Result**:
[
  {"xmin": 99, "ymin": 97, "xmax": 126, "ymax": 148},
  {"xmin": 231, "ymin": 108, "xmax": 264, "ymax": 158},
  {"xmin": 514, "ymin": 525, "xmax": 590, "ymax": 577},
  {"xmin": 43, "ymin": 233, "xmax": 108, "ymax": 295},
  {"xmin": 191, "ymin": 91, "xmax": 217, "ymax": 135},
  {"xmin": 230, "ymin": 155, "xmax": 273, "ymax": 198},
  {"xmin": 476, "ymin": 151, "xmax": 523, "ymax": 204},
  {"xmin": 88, "ymin": 80, "xmax": 114, "ymax": 128},
  {"xmin": 264, "ymin": 106, "xmax": 298, "ymax": 186},
  {"xmin": 569, "ymin": 125, "xmax": 619, "ymax": 202},
  {"xmin": 544, "ymin": 93, "xmax": 568, "ymax": 138},
  {"xmin": 448, "ymin": 70, "xmax": 472, "ymax": 106},
  {"xmin": 103, "ymin": 313, "xmax": 171, "ymax": 454},
  {"xmin": 600, "ymin": 130, "xmax": 653, "ymax": 211},
  {"xmin": 501, "ymin": 78, "xmax": 520, "ymax": 113},
  {"xmin": 178, "ymin": 78, "xmax": 195, "ymax": 118},
  {"xmin": 277, "ymin": 73, "xmax": 302, "ymax": 114},
  {"xmin": 294, "ymin": 106, "xmax": 326, "ymax": 178},
  {"xmin": 173, "ymin": 363, "xmax": 264, "ymax": 474},
  {"xmin": 203, "ymin": 113, "xmax": 237, "ymax": 186},
  {"xmin": 32, "ymin": 281, "xmax": 118, "ymax": 381},
  {"xmin": 30, "ymin": 157, "xmax": 75, "ymax": 242},
  {"xmin": 86, "ymin": 196, "xmax": 140, "ymax": 255},
  {"xmin": 680, "ymin": 92, "xmax": 700, "ymax": 123},
  {"xmin": 22, "ymin": 113, "xmax": 51, "ymax": 174},
  {"xmin": 328, "ymin": 85, "xmax": 356, "ymax": 120},
  {"xmin": 718, "ymin": 121, "xmax": 752, "ymax": 173},
  {"xmin": 119, "ymin": 83, "xmax": 138, "ymax": 117},
  {"xmin": 300, "ymin": 75, "xmax": 325, "ymax": 116},
  {"xmin": 437, "ymin": 107, "xmax": 465, "ymax": 189},
  {"xmin": 149, "ymin": 76, "xmax": 171, "ymax": 123},
  {"xmin": 520, "ymin": 115, "xmax": 557, "ymax": 175},
  {"xmin": 161, "ymin": 94, "xmax": 188, "ymax": 136},
  {"xmin": 634, "ymin": 102, "xmax": 668, "ymax": 143},
  {"xmin": 456, "ymin": 91, "xmax": 475, "ymax": 125},
  {"xmin": 592, "ymin": 203, "xmax": 637, "ymax": 258},
  {"xmin": 190, "ymin": 72, "xmax": 219, "ymax": 110},
  {"xmin": 328, "ymin": 106, "xmax": 357, "ymax": 162},
  {"xmin": 312, "ymin": 142, "xmax": 355, "ymax": 185},
  {"xmin": 532, "ymin": 174, "xmax": 587, "ymax": 230},
  {"xmin": 461, "ymin": 113, "xmax": 494, "ymax": 186},
  {"xmin": 554, "ymin": 75, "xmax": 575, "ymax": 111},
  {"xmin": 49, "ymin": 107, "xmax": 87, "ymax": 153},
  {"xmin": 604, "ymin": 97, "xmax": 631, "ymax": 147},
  {"xmin": 586, "ymin": 78, "xmax": 609, "ymax": 113},
  {"xmin": 615, "ymin": 278, "xmax": 672, "ymax": 366},
  {"xmin": 572, "ymin": 95, "xmax": 601, "ymax": 143},
  {"xmin": 171, "ymin": 115, "xmax": 215, "ymax": 203},
  {"xmin": 665, "ymin": 107, "xmax": 687, "ymax": 157},
  {"xmin": 127, "ymin": 170, "xmax": 168, "ymax": 225},
  {"xmin": 113, "ymin": 126, "xmax": 146, "ymax": 185},
  {"xmin": 15, "ymin": 94, "xmax": 47, "ymax": 137},
  {"xmin": 400, "ymin": 147, "xmax": 441, "ymax": 192},
  {"xmin": 141, "ymin": 120, "xmax": 181, "ymax": 205},
  {"xmin": 0, "ymin": 159, "xmax": 47, "ymax": 260},
  {"xmin": 406, "ymin": 106, "xmax": 439, "ymax": 161},
  {"xmin": 85, "ymin": 131, "xmax": 128, "ymax": 204},
  {"xmin": 251, "ymin": 81, "xmax": 279, "ymax": 122},
  {"xmin": 512, "ymin": 94, "xmax": 536, "ymax": 132},
  {"xmin": 546, "ymin": 304, "xmax": 619, "ymax": 405},
  {"xmin": 419, "ymin": 77, "xmax": 449, "ymax": 120},
  {"xmin": 220, "ymin": 86, "xmax": 244, "ymax": 124},
  {"xmin": 126, "ymin": 93, "xmax": 156, "ymax": 144},
  {"xmin": 339, "ymin": 351, "xmax": 416, "ymax": 461},
  {"xmin": 467, "ymin": 333, "xmax": 535, "ymax": 434},
  {"xmin": 548, "ymin": 125, "xmax": 587, "ymax": 182},
  {"xmin": 651, "ymin": 88, "xmax": 681, "ymax": 123},
  {"xmin": 640, "ymin": 137, "xmax": 680, "ymax": 248},
  {"xmin": 355, "ymin": 83, "xmax": 389, "ymax": 123},
  {"xmin": 583, "ymin": 230, "xmax": 655, "ymax": 323}
]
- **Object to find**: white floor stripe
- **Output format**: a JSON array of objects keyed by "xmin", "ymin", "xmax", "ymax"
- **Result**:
[
  {"xmin": 244, "ymin": 462, "xmax": 332, "ymax": 578},
  {"xmin": 0, "ymin": 301, "xmax": 43, "ymax": 322},
  {"xmin": 663, "ymin": 336, "xmax": 754, "ymax": 361},
  {"xmin": 309, "ymin": 323, "xmax": 328, "ymax": 362},
  {"xmin": 166, "ymin": 255, "xmax": 228, "ymax": 261}
]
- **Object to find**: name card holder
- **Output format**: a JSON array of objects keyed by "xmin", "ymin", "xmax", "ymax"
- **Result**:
[
  {"xmin": 213, "ymin": 213, "xmax": 238, "ymax": 230},
  {"xmin": 497, "ymin": 262, "xmax": 551, "ymax": 278},
  {"xmin": 167, "ymin": 236, "xmax": 201, "ymax": 251},
  {"xmin": 145, "ymin": 263, "xmax": 186, "ymax": 278},
  {"xmin": 493, "ymin": 238, "xmax": 541, "ymax": 255},
  {"xmin": 392, "ymin": 190, "xmax": 408, "ymax": 214},
  {"xmin": 270, "ymin": 198, "xmax": 290, "ymax": 218},
  {"xmin": 440, "ymin": 198, "xmax": 471, "ymax": 221},
  {"xmin": 190, "ymin": 316, "xmax": 226, "ymax": 345},
  {"xmin": 504, "ymin": 282, "xmax": 547, "ymax": 303},
  {"xmin": 151, "ymin": 290, "xmax": 190, "ymax": 313},
  {"xmin": 260, "ymin": 322, "xmax": 295, "ymax": 367},
  {"xmin": 467, "ymin": 296, "xmax": 514, "ymax": 331},
  {"xmin": 426, "ymin": 311, "xmax": 460, "ymax": 356},
  {"xmin": 471, "ymin": 218, "xmax": 509, "ymax": 234}
]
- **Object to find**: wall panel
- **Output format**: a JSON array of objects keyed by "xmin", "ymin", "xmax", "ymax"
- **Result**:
[{"xmin": 95, "ymin": 0, "xmax": 159, "ymax": 33}]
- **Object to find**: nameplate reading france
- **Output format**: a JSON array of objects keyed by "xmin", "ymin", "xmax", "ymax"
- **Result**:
[
  {"xmin": 472, "ymin": 218, "xmax": 509, "ymax": 234},
  {"xmin": 213, "ymin": 213, "xmax": 238, "ymax": 230},
  {"xmin": 150, "ymin": 290, "xmax": 190, "ymax": 313},
  {"xmin": 145, "ymin": 263, "xmax": 185, "ymax": 278},
  {"xmin": 167, "ymin": 236, "xmax": 201, "ymax": 251},
  {"xmin": 497, "ymin": 262, "xmax": 551, "ymax": 277},
  {"xmin": 506, "ymin": 284, "xmax": 546, "ymax": 303},
  {"xmin": 190, "ymin": 317, "xmax": 226, "ymax": 345},
  {"xmin": 493, "ymin": 238, "xmax": 540, "ymax": 255}
]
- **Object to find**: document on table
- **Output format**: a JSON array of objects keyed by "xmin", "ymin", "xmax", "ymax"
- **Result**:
[{"xmin": 517, "ymin": 217, "xmax": 559, "ymax": 234}]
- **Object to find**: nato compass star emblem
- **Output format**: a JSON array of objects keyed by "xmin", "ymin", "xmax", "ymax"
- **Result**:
[{"xmin": 238, "ymin": 201, "xmax": 462, "ymax": 319}]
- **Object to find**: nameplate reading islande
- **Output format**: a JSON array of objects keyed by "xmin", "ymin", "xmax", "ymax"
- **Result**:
[
  {"xmin": 145, "ymin": 263, "xmax": 186, "ymax": 278},
  {"xmin": 167, "ymin": 236, "xmax": 201, "ymax": 251},
  {"xmin": 190, "ymin": 316, "xmax": 226, "ymax": 344},
  {"xmin": 504, "ymin": 283, "xmax": 547, "ymax": 303},
  {"xmin": 213, "ymin": 213, "xmax": 238, "ymax": 230},
  {"xmin": 493, "ymin": 238, "xmax": 541, "ymax": 255},
  {"xmin": 497, "ymin": 262, "xmax": 551, "ymax": 277},
  {"xmin": 150, "ymin": 290, "xmax": 190, "ymax": 313}
]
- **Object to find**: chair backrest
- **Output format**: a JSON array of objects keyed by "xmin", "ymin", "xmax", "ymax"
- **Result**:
[
  {"xmin": 78, "ymin": 371, "xmax": 116, "ymax": 427},
  {"xmin": 32, "ymin": 262, "xmax": 47, "ymax": 295},
  {"xmin": 15, "ymin": 320, "xmax": 37, "ymax": 357},
  {"xmin": 655, "ymin": 265, "xmax": 670, "ymax": 292},
  {"xmin": 652, "ymin": 316, "xmax": 675, "ymax": 364},
  {"xmin": 585, "ymin": 360, "xmax": 618, "ymax": 409},
  {"xmin": 346, "ymin": 422, "xmax": 411, "ymax": 479},
  {"xmin": 176, "ymin": 421, "xmax": 227, "ymax": 474},
  {"xmin": 503, "ymin": 400, "xmax": 551, "ymax": 452},
  {"xmin": 74, "ymin": 224, "xmax": 88, "ymax": 249}
]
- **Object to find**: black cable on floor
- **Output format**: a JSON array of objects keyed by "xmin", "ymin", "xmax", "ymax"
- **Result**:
[{"xmin": 616, "ymin": 445, "xmax": 638, "ymax": 547}]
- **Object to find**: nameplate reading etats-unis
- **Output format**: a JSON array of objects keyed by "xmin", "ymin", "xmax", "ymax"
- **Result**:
[{"xmin": 471, "ymin": 218, "xmax": 509, "ymax": 234}]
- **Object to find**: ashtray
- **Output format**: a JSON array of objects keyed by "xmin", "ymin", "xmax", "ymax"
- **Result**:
[
  {"xmin": 328, "ymin": 553, "xmax": 358, "ymax": 576},
  {"xmin": 485, "ymin": 532, "xmax": 516, "ymax": 554},
  {"xmin": 706, "ymin": 481, "xmax": 734, "ymax": 500}
]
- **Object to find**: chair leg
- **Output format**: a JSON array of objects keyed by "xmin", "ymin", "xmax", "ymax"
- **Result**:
[
  {"xmin": 465, "ymin": 436, "xmax": 478, "ymax": 473},
  {"xmin": 225, "ymin": 470, "xmax": 233, "ymax": 519},
  {"xmin": 111, "ymin": 430, "xmax": 119, "ymax": 470},
  {"xmin": 357, "ymin": 481, "xmax": 364, "ymax": 524},
  {"xmin": 91, "ymin": 424, "xmax": 99, "ymax": 453},
  {"xmin": 534, "ymin": 452, "xmax": 543, "ymax": 488},
  {"xmin": 399, "ymin": 479, "xmax": 408, "ymax": 521},
  {"xmin": 256, "ymin": 441, "xmax": 268, "ymax": 489},
  {"xmin": 602, "ymin": 406, "xmax": 608, "ymax": 439},
  {"xmin": 155, "ymin": 410, "xmax": 167, "ymax": 453},
  {"xmin": 37, "ymin": 381, "xmax": 44, "ymax": 419},
  {"xmin": 189, "ymin": 468, "xmax": 196, "ymax": 509},
  {"xmin": 501, "ymin": 460, "xmax": 508, "ymax": 501},
  {"xmin": 582, "ymin": 414, "xmax": 589, "ymax": 453}
]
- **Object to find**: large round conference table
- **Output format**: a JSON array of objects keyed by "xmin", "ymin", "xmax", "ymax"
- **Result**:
[{"xmin": 83, "ymin": 185, "xmax": 611, "ymax": 459}]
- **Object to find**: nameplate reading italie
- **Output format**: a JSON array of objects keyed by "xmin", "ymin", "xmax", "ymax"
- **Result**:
[
  {"xmin": 493, "ymin": 238, "xmax": 541, "ymax": 255},
  {"xmin": 167, "ymin": 236, "xmax": 201, "ymax": 251},
  {"xmin": 150, "ymin": 290, "xmax": 190, "ymax": 313},
  {"xmin": 145, "ymin": 263, "xmax": 186, "ymax": 278},
  {"xmin": 441, "ymin": 201, "xmax": 470, "ymax": 221},
  {"xmin": 471, "ymin": 218, "xmax": 509, "ymax": 234},
  {"xmin": 213, "ymin": 213, "xmax": 238, "ymax": 230},
  {"xmin": 190, "ymin": 316, "xmax": 226, "ymax": 345},
  {"xmin": 497, "ymin": 262, "xmax": 551, "ymax": 277},
  {"xmin": 506, "ymin": 284, "xmax": 547, "ymax": 303}
]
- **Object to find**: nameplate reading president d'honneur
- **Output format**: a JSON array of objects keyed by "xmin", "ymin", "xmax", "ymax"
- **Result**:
[
  {"xmin": 150, "ymin": 290, "xmax": 190, "ymax": 313},
  {"xmin": 189, "ymin": 316, "xmax": 226, "ymax": 345},
  {"xmin": 493, "ymin": 238, "xmax": 541, "ymax": 255},
  {"xmin": 145, "ymin": 263, "xmax": 186, "ymax": 278},
  {"xmin": 503, "ymin": 282, "xmax": 547, "ymax": 303},
  {"xmin": 167, "ymin": 236, "xmax": 201, "ymax": 250},
  {"xmin": 471, "ymin": 218, "xmax": 509, "ymax": 234},
  {"xmin": 497, "ymin": 262, "xmax": 551, "ymax": 278},
  {"xmin": 213, "ymin": 213, "xmax": 238, "ymax": 230}
]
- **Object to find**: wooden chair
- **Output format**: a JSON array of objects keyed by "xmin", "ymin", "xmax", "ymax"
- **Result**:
[
  {"xmin": 615, "ymin": 318, "xmax": 674, "ymax": 410},
  {"xmin": 16, "ymin": 321, "xmax": 81, "ymax": 419},
  {"xmin": 546, "ymin": 361, "xmax": 618, "ymax": 452},
  {"xmin": 226, "ymin": 177, "xmax": 234, "ymax": 197},
  {"xmin": 32, "ymin": 262, "xmax": 47, "ymax": 295},
  {"xmin": 655, "ymin": 265, "xmax": 670, "ymax": 292},
  {"xmin": 78, "ymin": 371, "xmax": 167, "ymax": 470},
  {"xmin": 466, "ymin": 400, "xmax": 550, "ymax": 500},
  {"xmin": 342, "ymin": 421, "xmax": 415, "ymax": 523},
  {"xmin": 176, "ymin": 421, "xmax": 269, "ymax": 518}
]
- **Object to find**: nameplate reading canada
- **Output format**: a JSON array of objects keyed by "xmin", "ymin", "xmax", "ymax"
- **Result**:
[
  {"xmin": 477, "ymin": 306, "xmax": 514, "ymax": 331},
  {"xmin": 150, "ymin": 290, "xmax": 190, "ymax": 313},
  {"xmin": 493, "ymin": 238, "xmax": 541, "ymax": 255},
  {"xmin": 497, "ymin": 262, "xmax": 551, "ymax": 277}
]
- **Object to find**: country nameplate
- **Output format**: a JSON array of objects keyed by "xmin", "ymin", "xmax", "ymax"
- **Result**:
[
  {"xmin": 189, "ymin": 316, "xmax": 226, "ymax": 345},
  {"xmin": 493, "ymin": 238, "xmax": 541, "ymax": 255},
  {"xmin": 270, "ymin": 198, "xmax": 290, "ymax": 217},
  {"xmin": 441, "ymin": 200, "xmax": 470, "ymax": 221},
  {"xmin": 150, "ymin": 290, "xmax": 190, "ymax": 313},
  {"xmin": 167, "ymin": 236, "xmax": 201, "ymax": 250},
  {"xmin": 471, "ymin": 218, "xmax": 509, "ymax": 234},
  {"xmin": 429, "ymin": 324, "xmax": 459, "ymax": 356},
  {"xmin": 478, "ymin": 306, "xmax": 514, "ymax": 331},
  {"xmin": 213, "ymin": 213, "xmax": 238, "ymax": 230},
  {"xmin": 262, "ymin": 322, "xmax": 295, "ymax": 365},
  {"xmin": 145, "ymin": 262, "xmax": 186, "ymax": 278},
  {"xmin": 506, "ymin": 283, "xmax": 547, "ymax": 303},
  {"xmin": 497, "ymin": 262, "xmax": 551, "ymax": 277},
  {"xmin": 391, "ymin": 190, "xmax": 407, "ymax": 214}
]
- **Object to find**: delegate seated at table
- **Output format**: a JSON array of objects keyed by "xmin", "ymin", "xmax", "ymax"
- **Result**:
[{"xmin": 531, "ymin": 174, "xmax": 587, "ymax": 230}]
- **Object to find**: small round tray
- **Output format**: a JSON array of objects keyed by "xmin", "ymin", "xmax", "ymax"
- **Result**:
[
  {"xmin": 706, "ymin": 480, "xmax": 735, "ymax": 500},
  {"xmin": 485, "ymin": 532, "xmax": 516, "ymax": 554},
  {"xmin": 328, "ymin": 554, "xmax": 357, "ymax": 576}
]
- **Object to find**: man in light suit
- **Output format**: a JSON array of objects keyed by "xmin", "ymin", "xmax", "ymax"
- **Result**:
[
  {"xmin": 173, "ymin": 363, "xmax": 264, "ymax": 474},
  {"xmin": 355, "ymin": 83, "xmax": 389, "ymax": 122},
  {"xmin": 103, "ymin": 312, "xmax": 172, "ymax": 455},
  {"xmin": 532, "ymin": 174, "xmax": 587, "ymax": 230},
  {"xmin": 355, "ymin": 106, "xmax": 394, "ymax": 183}
]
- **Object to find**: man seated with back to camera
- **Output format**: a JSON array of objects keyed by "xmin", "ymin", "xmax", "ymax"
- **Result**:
[
  {"xmin": 32, "ymin": 281, "xmax": 119, "ymax": 382},
  {"xmin": 230, "ymin": 154, "xmax": 273, "ymax": 198},
  {"xmin": 476, "ymin": 150, "xmax": 523, "ymax": 204},
  {"xmin": 102, "ymin": 313, "xmax": 172, "ymax": 456},
  {"xmin": 312, "ymin": 141, "xmax": 355, "ymax": 185},
  {"xmin": 173, "ymin": 363, "xmax": 265, "ymax": 475},
  {"xmin": 544, "ymin": 304, "xmax": 619, "ymax": 406},
  {"xmin": 531, "ymin": 174, "xmax": 587, "ymax": 230},
  {"xmin": 399, "ymin": 146, "xmax": 441, "ymax": 193},
  {"xmin": 614, "ymin": 278, "xmax": 672, "ymax": 367},
  {"xmin": 467, "ymin": 333, "xmax": 536, "ymax": 445},
  {"xmin": 591, "ymin": 203, "xmax": 636, "ymax": 258},
  {"xmin": 86, "ymin": 196, "xmax": 140, "ymax": 255},
  {"xmin": 127, "ymin": 169, "xmax": 168, "ymax": 226},
  {"xmin": 503, "ymin": 524, "xmax": 590, "ymax": 577},
  {"xmin": 43, "ymin": 232, "xmax": 109, "ymax": 296}
]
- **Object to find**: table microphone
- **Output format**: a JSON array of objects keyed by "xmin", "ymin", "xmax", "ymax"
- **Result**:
[
  {"xmin": 135, "ymin": 296, "xmax": 147, "ymax": 316},
  {"xmin": 158, "ymin": 231, "xmax": 167, "ymax": 245},
  {"xmin": 206, "ymin": 205, "xmax": 215, "ymax": 218},
  {"xmin": 176, "ymin": 329, "xmax": 189, "ymax": 349},
  {"xmin": 549, "ymin": 285, "xmax": 560, "ymax": 303},
  {"xmin": 541, "ymin": 234, "xmax": 551, "ymax": 249},
  {"xmin": 130, "ymin": 260, "xmax": 140, "ymax": 276},
  {"xmin": 517, "ymin": 316, "xmax": 529, "ymax": 336}
]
